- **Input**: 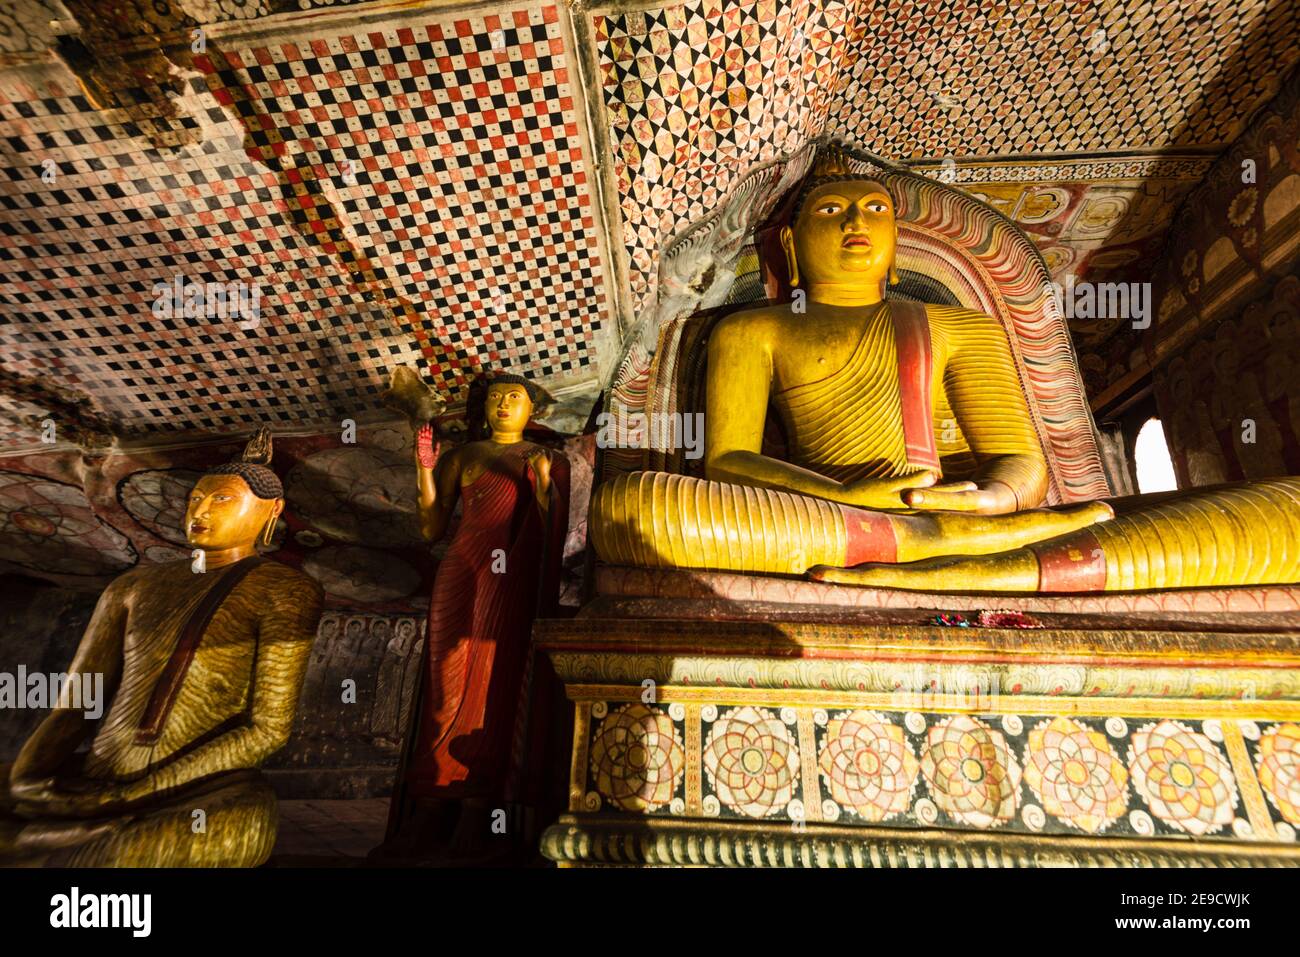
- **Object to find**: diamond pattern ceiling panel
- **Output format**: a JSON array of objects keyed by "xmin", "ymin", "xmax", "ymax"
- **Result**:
[
  {"xmin": 592, "ymin": 0, "xmax": 1300, "ymax": 341},
  {"xmin": 921, "ymin": 153, "xmax": 1215, "ymax": 348},
  {"xmin": 594, "ymin": 0, "xmax": 863, "ymax": 309}
]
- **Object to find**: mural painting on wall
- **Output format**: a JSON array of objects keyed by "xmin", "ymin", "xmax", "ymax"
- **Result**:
[
  {"xmin": 1139, "ymin": 68, "xmax": 1300, "ymax": 416},
  {"xmin": 0, "ymin": 470, "xmax": 138, "ymax": 576},
  {"xmin": 0, "ymin": 425, "xmax": 594, "ymax": 610},
  {"xmin": 944, "ymin": 158, "xmax": 1210, "ymax": 283},
  {"xmin": 947, "ymin": 158, "xmax": 1211, "ymax": 357},
  {"xmin": 266, "ymin": 610, "xmax": 429, "ymax": 798},
  {"xmin": 1156, "ymin": 273, "xmax": 1300, "ymax": 487}
]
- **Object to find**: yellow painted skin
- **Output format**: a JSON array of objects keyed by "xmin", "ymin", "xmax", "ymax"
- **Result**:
[
  {"xmin": 819, "ymin": 477, "xmax": 1300, "ymax": 592},
  {"xmin": 1, "ymin": 468, "xmax": 321, "ymax": 866},
  {"xmin": 590, "ymin": 175, "xmax": 1300, "ymax": 592},
  {"xmin": 414, "ymin": 381, "xmax": 552, "ymax": 543},
  {"xmin": 592, "ymin": 470, "xmax": 1112, "ymax": 575}
]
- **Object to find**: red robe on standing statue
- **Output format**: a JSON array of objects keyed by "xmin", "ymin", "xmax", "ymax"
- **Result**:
[{"xmin": 391, "ymin": 440, "xmax": 570, "ymax": 846}]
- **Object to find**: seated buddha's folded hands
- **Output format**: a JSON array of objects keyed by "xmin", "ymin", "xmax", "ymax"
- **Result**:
[
  {"xmin": 8, "ymin": 774, "xmax": 133, "ymax": 820},
  {"xmin": 902, "ymin": 480, "xmax": 1014, "ymax": 514},
  {"xmin": 8, "ymin": 776, "xmax": 72, "ymax": 818},
  {"xmin": 839, "ymin": 470, "xmax": 979, "ymax": 510}
]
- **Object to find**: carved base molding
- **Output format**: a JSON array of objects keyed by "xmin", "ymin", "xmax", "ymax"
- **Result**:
[{"xmin": 541, "ymin": 815, "xmax": 1300, "ymax": 868}]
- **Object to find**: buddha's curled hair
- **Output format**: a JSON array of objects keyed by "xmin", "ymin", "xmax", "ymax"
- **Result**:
[
  {"xmin": 789, "ymin": 141, "xmax": 892, "ymax": 224},
  {"xmin": 489, "ymin": 372, "xmax": 551, "ymax": 409},
  {"xmin": 205, "ymin": 427, "xmax": 284, "ymax": 500}
]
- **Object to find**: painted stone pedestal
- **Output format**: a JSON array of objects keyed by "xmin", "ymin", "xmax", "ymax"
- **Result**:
[{"xmin": 537, "ymin": 573, "xmax": 1300, "ymax": 867}]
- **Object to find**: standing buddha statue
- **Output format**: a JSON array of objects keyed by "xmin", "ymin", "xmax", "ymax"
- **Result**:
[
  {"xmin": 589, "ymin": 152, "xmax": 1300, "ymax": 593},
  {"xmin": 0, "ymin": 429, "xmax": 323, "ymax": 866},
  {"xmin": 385, "ymin": 372, "xmax": 570, "ymax": 859}
]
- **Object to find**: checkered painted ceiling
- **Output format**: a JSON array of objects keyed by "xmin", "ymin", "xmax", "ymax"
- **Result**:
[
  {"xmin": 0, "ymin": 0, "xmax": 614, "ymax": 451},
  {"xmin": 0, "ymin": 0, "xmax": 1297, "ymax": 453}
]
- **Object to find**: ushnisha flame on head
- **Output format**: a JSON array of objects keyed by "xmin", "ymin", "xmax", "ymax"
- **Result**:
[
  {"xmin": 789, "ymin": 142, "xmax": 894, "ymax": 226},
  {"xmin": 203, "ymin": 427, "xmax": 283, "ymax": 500}
]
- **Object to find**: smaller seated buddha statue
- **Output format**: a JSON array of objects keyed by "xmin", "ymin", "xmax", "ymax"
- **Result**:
[
  {"xmin": 0, "ymin": 430, "xmax": 323, "ymax": 867},
  {"xmin": 589, "ymin": 150, "xmax": 1300, "ymax": 593}
]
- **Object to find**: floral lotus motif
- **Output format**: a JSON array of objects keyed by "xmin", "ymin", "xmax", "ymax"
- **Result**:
[
  {"xmin": 589, "ymin": 703, "xmax": 684, "ymax": 812},
  {"xmin": 818, "ymin": 711, "xmax": 919, "ymax": 822},
  {"xmin": 1024, "ymin": 716, "xmax": 1128, "ymax": 834},
  {"xmin": 118, "ymin": 469, "xmax": 206, "ymax": 545},
  {"xmin": 1128, "ymin": 720, "xmax": 1237, "ymax": 836},
  {"xmin": 702, "ymin": 706, "xmax": 799, "ymax": 818},
  {"xmin": 1256, "ymin": 723, "xmax": 1300, "ymax": 825},
  {"xmin": 1227, "ymin": 188, "xmax": 1257, "ymax": 227},
  {"xmin": 0, "ymin": 471, "xmax": 136, "ymax": 575},
  {"xmin": 920, "ymin": 714, "xmax": 1021, "ymax": 828}
]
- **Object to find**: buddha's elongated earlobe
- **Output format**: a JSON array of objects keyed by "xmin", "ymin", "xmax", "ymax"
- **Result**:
[
  {"xmin": 780, "ymin": 225, "xmax": 800, "ymax": 288},
  {"xmin": 885, "ymin": 263, "xmax": 900, "ymax": 297},
  {"xmin": 260, "ymin": 500, "xmax": 283, "ymax": 548}
]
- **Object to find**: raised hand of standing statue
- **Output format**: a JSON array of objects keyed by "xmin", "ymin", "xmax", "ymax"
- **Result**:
[
  {"xmin": 413, "ymin": 423, "xmax": 450, "ymax": 541},
  {"xmin": 415, "ymin": 423, "xmax": 441, "ymax": 470}
]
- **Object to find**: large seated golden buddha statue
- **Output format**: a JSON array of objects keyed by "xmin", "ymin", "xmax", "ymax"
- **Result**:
[{"xmin": 589, "ymin": 149, "xmax": 1300, "ymax": 593}]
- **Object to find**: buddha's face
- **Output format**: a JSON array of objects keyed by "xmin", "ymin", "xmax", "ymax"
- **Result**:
[
  {"xmin": 185, "ymin": 474, "xmax": 282, "ymax": 550},
  {"xmin": 486, "ymin": 383, "xmax": 532, "ymax": 434},
  {"xmin": 1212, "ymin": 338, "xmax": 1238, "ymax": 378},
  {"xmin": 1166, "ymin": 361, "xmax": 1189, "ymax": 400},
  {"xmin": 783, "ymin": 179, "xmax": 898, "ymax": 290}
]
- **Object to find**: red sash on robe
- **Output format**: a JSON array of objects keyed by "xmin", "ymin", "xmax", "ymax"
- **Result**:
[
  {"xmin": 890, "ymin": 301, "xmax": 940, "ymax": 471},
  {"xmin": 838, "ymin": 302, "xmax": 937, "ymax": 568},
  {"xmin": 135, "ymin": 556, "xmax": 266, "ymax": 745}
]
